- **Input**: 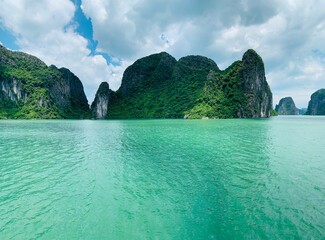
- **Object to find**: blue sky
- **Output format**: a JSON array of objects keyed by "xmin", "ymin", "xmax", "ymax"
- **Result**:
[{"xmin": 1, "ymin": 0, "xmax": 325, "ymax": 108}]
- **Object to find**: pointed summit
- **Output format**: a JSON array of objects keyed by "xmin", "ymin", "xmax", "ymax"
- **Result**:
[
  {"xmin": 91, "ymin": 82, "xmax": 111, "ymax": 119},
  {"xmin": 239, "ymin": 49, "xmax": 272, "ymax": 118}
]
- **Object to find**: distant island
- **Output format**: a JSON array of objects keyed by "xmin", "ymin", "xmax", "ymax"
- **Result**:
[
  {"xmin": 1, "ymin": 43, "xmax": 324, "ymax": 119},
  {"xmin": 275, "ymin": 97, "xmax": 299, "ymax": 115},
  {"xmin": 274, "ymin": 90, "xmax": 325, "ymax": 116}
]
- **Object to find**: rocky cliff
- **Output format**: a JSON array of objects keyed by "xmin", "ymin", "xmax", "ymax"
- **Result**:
[
  {"xmin": 275, "ymin": 97, "xmax": 299, "ymax": 115},
  {"xmin": 240, "ymin": 50, "xmax": 272, "ymax": 118},
  {"xmin": 306, "ymin": 89, "xmax": 325, "ymax": 115},
  {"xmin": 0, "ymin": 44, "xmax": 90, "ymax": 119},
  {"xmin": 91, "ymin": 82, "xmax": 111, "ymax": 119},
  {"xmin": 94, "ymin": 49, "xmax": 272, "ymax": 119}
]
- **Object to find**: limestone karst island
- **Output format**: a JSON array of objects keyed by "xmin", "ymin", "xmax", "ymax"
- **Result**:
[
  {"xmin": 1, "ymin": 1, "xmax": 325, "ymax": 239},
  {"xmin": 2, "ymin": 44, "xmax": 325, "ymax": 120}
]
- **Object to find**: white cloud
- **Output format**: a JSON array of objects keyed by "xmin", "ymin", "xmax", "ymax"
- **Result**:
[
  {"xmin": 0, "ymin": 0, "xmax": 125, "ymax": 103},
  {"xmin": 267, "ymin": 56, "xmax": 325, "ymax": 107},
  {"xmin": 1, "ymin": 0, "xmax": 325, "ymax": 108},
  {"xmin": 81, "ymin": 0, "xmax": 325, "ymax": 108}
]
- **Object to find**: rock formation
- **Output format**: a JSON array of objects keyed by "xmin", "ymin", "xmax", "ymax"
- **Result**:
[
  {"xmin": 306, "ymin": 89, "xmax": 325, "ymax": 115},
  {"xmin": 91, "ymin": 82, "xmax": 111, "ymax": 119},
  {"xmin": 93, "ymin": 49, "xmax": 273, "ymax": 119},
  {"xmin": 0, "ymin": 44, "xmax": 90, "ymax": 119},
  {"xmin": 238, "ymin": 49, "xmax": 272, "ymax": 118},
  {"xmin": 0, "ymin": 43, "xmax": 274, "ymax": 120},
  {"xmin": 275, "ymin": 97, "xmax": 299, "ymax": 115}
]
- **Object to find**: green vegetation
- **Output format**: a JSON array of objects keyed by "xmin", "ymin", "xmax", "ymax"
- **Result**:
[
  {"xmin": 105, "ymin": 50, "xmax": 272, "ymax": 119},
  {"xmin": 106, "ymin": 54, "xmax": 218, "ymax": 118},
  {"xmin": 0, "ymin": 45, "xmax": 90, "ymax": 119},
  {"xmin": 185, "ymin": 61, "xmax": 249, "ymax": 119},
  {"xmin": 270, "ymin": 109, "xmax": 278, "ymax": 116},
  {"xmin": 275, "ymin": 97, "xmax": 298, "ymax": 115},
  {"xmin": 1, "ymin": 45, "xmax": 272, "ymax": 120}
]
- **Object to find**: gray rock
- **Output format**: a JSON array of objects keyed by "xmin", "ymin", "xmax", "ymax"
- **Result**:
[
  {"xmin": 91, "ymin": 82, "xmax": 111, "ymax": 119},
  {"xmin": 0, "ymin": 45, "xmax": 90, "ymax": 118},
  {"xmin": 275, "ymin": 97, "xmax": 299, "ymax": 115},
  {"xmin": 306, "ymin": 89, "xmax": 325, "ymax": 115},
  {"xmin": 238, "ymin": 49, "xmax": 272, "ymax": 118}
]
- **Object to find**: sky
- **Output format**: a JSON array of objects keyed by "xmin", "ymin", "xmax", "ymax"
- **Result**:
[{"xmin": 0, "ymin": 0, "xmax": 325, "ymax": 108}]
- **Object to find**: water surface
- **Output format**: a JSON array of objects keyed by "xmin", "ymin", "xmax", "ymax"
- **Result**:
[{"xmin": 0, "ymin": 116, "xmax": 324, "ymax": 239}]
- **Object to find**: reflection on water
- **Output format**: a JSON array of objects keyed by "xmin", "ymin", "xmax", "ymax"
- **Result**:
[{"xmin": 0, "ymin": 117, "xmax": 324, "ymax": 239}]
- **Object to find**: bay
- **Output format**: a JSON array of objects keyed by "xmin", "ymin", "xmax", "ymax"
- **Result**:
[{"xmin": 0, "ymin": 116, "xmax": 324, "ymax": 239}]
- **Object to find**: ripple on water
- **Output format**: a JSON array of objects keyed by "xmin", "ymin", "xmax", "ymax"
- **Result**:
[{"xmin": 0, "ymin": 118, "xmax": 325, "ymax": 239}]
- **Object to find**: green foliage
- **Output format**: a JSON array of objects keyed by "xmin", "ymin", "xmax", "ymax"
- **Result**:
[
  {"xmin": 105, "ymin": 52, "xmax": 265, "ymax": 119},
  {"xmin": 0, "ymin": 91, "xmax": 20, "ymax": 119},
  {"xmin": 185, "ymin": 61, "xmax": 249, "ymax": 119},
  {"xmin": 106, "ymin": 54, "xmax": 216, "ymax": 119},
  {"xmin": 270, "ymin": 109, "xmax": 278, "ymax": 116},
  {"xmin": 0, "ymin": 46, "xmax": 90, "ymax": 119}
]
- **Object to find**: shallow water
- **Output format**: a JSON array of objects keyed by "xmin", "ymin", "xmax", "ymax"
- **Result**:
[{"xmin": 0, "ymin": 116, "xmax": 324, "ymax": 239}]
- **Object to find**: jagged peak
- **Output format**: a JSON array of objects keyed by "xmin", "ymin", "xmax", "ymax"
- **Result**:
[
  {"xmin": 242, "ymin": 49, "xmax": 264, "ymax": 65},
  {"xmin": 96, "ymin": 82, "xmax": 110, "ymax": 95}
]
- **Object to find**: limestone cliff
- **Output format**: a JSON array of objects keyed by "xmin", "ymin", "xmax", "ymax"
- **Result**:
[
  {"xmin": 239, "ymin": 49, "xmax": 272, "ymax": 118},
  {"xmin": 94, "ymin": 49, "xmax": 272, "ymax": 119},
  {"xmin": 275, "ymin": 97, "xmax": 299, "ymax": 115},
  {"xmin": 306, "ymin": 89, "xmax": 325, "ymax": 115},
  {"xmin": 0, "ymin": 44, "xmax": 90, "ymax": 119},
  {"xmin": 91, "ymin": 82, "xmax": 111, "ymax": 119}
]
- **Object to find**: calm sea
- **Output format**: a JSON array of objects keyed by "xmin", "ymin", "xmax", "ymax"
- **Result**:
[{"xmin": 0, "ymin": 116, "xmax": 324, "ymax": 239}]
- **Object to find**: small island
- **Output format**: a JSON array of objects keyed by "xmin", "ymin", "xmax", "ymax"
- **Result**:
[{"xmin": 275, "ymin": 97, "xmax": 299, "ymax": 115}]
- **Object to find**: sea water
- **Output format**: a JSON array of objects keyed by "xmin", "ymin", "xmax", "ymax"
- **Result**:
[{"xmin": 0, "ymin": 116, "xmax": 324, "ymax": 239}]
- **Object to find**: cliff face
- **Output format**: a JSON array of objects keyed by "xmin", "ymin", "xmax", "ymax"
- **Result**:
[
  {"xmin": 0, "ymin": 44, "xmax": 90, "ymax": 119},
  {"xmin": 0, "ymin": 77, "xmax": 28, "ymax": 103},
  {"xmin": 91, "ymin": 82, "xmax": 111, "ymax": 119},
  {"xmin": 275, "ymin": 97, "xmax": 299, "ymax": 115},
  {"xmin": 94, "ymin": 49, "xmax": 272, "ymax": 119},
  {"xmin": 306, "ymin": 89, "xmax": 325, "ymax": 115},
  {"xmin": 49, "ymin": 67, "xmax": 89, "ymax": 111},
  {"xmin": 240, "ymin": 49, "xmax": 272, "ymax": 118}
]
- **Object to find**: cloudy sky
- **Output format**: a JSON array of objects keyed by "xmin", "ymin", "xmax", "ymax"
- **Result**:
[{"xmin": 0, "ymin": 0, "xmax": 325, "ymax": 108}]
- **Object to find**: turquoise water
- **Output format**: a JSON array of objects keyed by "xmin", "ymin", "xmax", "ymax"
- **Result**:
[{"xmin": 0, "ymin": 116, "xmax": 324, "ymax": 239}]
